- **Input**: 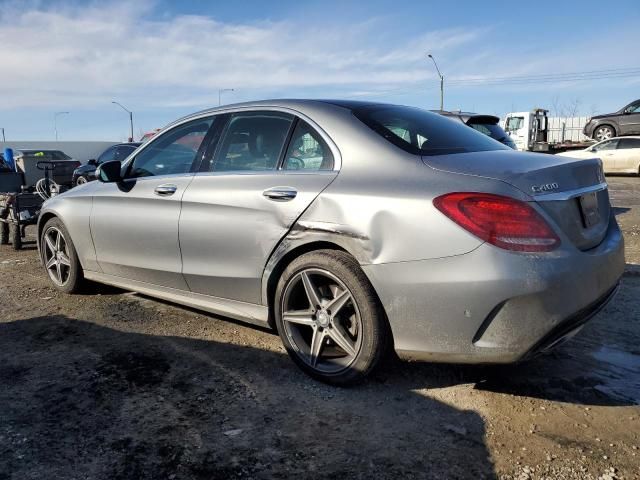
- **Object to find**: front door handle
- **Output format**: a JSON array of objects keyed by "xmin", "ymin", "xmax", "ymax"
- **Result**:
[
  {"xmin": 154, "ymin": 184, "xmax": 177, "ymax": 196},
  {"xmin": 263, "ymin": 186, "xmax": 297, "ymax": 201}
]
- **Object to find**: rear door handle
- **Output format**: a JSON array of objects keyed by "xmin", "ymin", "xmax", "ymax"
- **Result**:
[
  {"xmin": 262, "ymin": 186, "xmax": 297, "ymax": 201},
  {"xmin": 154, "ymin": 184, "xmax": 177, "ymax": 196}
]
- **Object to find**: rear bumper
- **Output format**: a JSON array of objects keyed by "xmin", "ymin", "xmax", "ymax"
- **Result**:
[{"xmin": 362, "ymin": 215, "xmax": 625, "ymax": 363}]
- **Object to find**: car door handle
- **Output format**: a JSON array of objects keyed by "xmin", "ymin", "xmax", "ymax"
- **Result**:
[
  {"xmin": 262, "ymin": 187, "xmax": 297, "ymax": 201},
  {"xmin": 154, "ymin": 184, "xmax": 178, "ymax": 196}
]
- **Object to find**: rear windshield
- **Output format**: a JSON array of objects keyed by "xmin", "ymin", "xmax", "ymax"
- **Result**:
[
  {"xmin": 353, "ymin": 106, "xmax": 508, "ymax": 156},
  {"xmin": 467, "ymin": 121, "xmax": 509, "ymax": 143}
]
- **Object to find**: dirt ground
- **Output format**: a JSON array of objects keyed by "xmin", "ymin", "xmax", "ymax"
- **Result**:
[{"xmin": 1, "ymin": 177, "xmax": 639, "ymax": 480}]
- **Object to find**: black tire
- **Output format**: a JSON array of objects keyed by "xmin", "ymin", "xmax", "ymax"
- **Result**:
[
  {"xmin": 0, "ymin": 222, "xmax": 8, "ymax": 245},
  {"xmin": 594, "ymin": 125, "xmax": 615, "ymax": 142},
  {"xmin": 11, "ymin": 224, "xmax": 22, "ymax": 250},
  {"xmin": 40, "ymin": 217, "xmax": 84, "ymax": 293},
  {"xmin": 75, "ymin": 175, "xmax": 89, "ymax": 187},
  {"xmin": 274, "ymin": 249, "xmax": 390, "ymax": 386}
]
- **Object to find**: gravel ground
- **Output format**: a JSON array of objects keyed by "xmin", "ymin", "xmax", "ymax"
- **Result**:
[{"xmin": 1, "ymin": 176, "xmax": 639, "ymax": 480}]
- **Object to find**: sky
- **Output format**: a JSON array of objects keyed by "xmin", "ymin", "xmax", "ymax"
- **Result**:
[{"xmin": 0, "ymin": 0, "xmax": 639, "ymax": 141}]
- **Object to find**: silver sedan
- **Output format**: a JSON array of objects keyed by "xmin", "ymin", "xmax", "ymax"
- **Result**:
[{"xmin": 38, "ymin": 100, "xmax": 624, "ymax": 385}]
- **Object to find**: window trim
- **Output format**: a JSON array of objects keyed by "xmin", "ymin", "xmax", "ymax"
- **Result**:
[{"xmin": 128, "ymin": 106, "xmax": 342, "ymax": 176}]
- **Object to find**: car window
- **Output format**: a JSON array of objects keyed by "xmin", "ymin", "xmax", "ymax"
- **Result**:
[
  {"xmin": 505, "ymin": 116, "xmax": 524, "ymax": 132},
  {"xmin": 128, "ymin": 118, "xmax": 213, "ymax": 178},
  {"xmin": 354, "ymin": 106, "xmax": 507, "ymax": 156},
  {"xmin": 282, "ymin": 121, "xmax": 334, "ymax": 171},
  {"xmin": 212, "ymin": 112, "xmax": 293, "ymax": 172},
  {"xmin": 115, "ymin": 145, "xmax": 136, "ymax": 161},
  {"xmin": 593, "ymin": 139, "xmax": 618, "ymax": 151},
  {"xmin": 51, "ymin": 151, "xmax": 71, "ymax": 160},
  {"xmin": 617, "ymin": 138, "xmax": 640, "ymax": 149},
  {"xmin": 625, "ymin": 103, "xmax": 640, "ymax": 113},
  {"xmin": 97, "ymin": 146, "xmax": 117, "ymax": 164}
]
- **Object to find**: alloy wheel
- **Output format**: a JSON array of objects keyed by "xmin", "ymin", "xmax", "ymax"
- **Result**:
[
  {"xmin": 76, "ymin": 176, "xmax": 88, "ymax": 186},
  {"xmin": 43, "ymin": 227, "xmax": 72, "ymax": 286},
  {"xmin": 595, "ymin": 126, "xmax": 613, "ymax": 141},
  {"xmin": 280, "ymin": 268, "xmax": 363, "ymax": 373}
]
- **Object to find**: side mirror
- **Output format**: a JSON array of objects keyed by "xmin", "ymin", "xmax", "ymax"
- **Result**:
[
  {"xmin": 96, "ymin": 160, "xmax": 122, "ymax": 183},
  {"xmin": 87, "ymin": 158, "xmax": 97, "ymax": 166}
]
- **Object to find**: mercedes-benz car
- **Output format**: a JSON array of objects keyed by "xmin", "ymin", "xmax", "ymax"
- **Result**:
[{"xmin": 37, "ymin": 100, "xmax": 624, "ymax": 385}]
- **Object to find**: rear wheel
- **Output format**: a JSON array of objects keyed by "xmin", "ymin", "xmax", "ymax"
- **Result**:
[
  {"xmin": 594, "ymin": 125, "xmax": 615, "ymax": 141},
  {"xmin": 40, "ymin": 217, "xmax": 84, "ymax": 293},
  {"xmin": 274, "ymin": 250, "xmax": 389, "ymax": 386}
]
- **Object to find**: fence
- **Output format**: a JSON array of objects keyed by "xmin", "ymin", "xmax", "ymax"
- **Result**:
[{"xmin": 547, "ymin": 116, "xmax": 590, "ymax": 143}]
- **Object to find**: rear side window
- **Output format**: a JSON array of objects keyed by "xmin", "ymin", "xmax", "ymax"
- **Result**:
[
  {"xmin": 213, "ymin": 112, "xmax": 293, "ymax": 172},
  {"xmin": 282, "ymin": 121, "xmax": 334, "ymax": 171},
  {"xmin": 617, "ymin": 138, "xmax": 640, "ymax": 149},
  {"xmin": 354, "ymin": 106, "xmax": 508, "ymax": 156}
]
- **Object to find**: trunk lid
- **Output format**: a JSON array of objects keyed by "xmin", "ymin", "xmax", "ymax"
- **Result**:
[{"xmin": 423, "ymin": 150, "xmax": 609, "ymax": 251}]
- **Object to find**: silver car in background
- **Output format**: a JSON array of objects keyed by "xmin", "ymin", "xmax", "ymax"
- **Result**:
[{"xmin": 37, "ymin": 100, "xmax": 624, "ymax": 385}]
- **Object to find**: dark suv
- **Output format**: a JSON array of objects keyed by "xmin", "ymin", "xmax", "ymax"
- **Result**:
[
  {"xmin": 432, "ymin": 110, "xmax": 516, "ymax": 149},
  {"xmin": 72, "ymin": 143, "xmax": 141, "ymax": 186},
  {"xmin": 583, "ymin": 99, "xmax": 640, "ymax": 141}
]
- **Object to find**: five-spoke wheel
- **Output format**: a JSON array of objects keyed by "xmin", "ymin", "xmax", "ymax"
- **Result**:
[
  {"xmin": 275, "ymin": 250, "xmax": 389, "ymax": 385},
  {"xmin": 40, "ymin": 217, "xmax": 84, "ymax": 293}
]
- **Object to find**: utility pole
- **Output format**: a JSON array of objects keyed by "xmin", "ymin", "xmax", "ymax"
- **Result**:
[
  {"xmin": 218, "ymin": 88, "xmax": 235, "ymax": 106},
  {"xmin": 1, "ymin": 128, "xmax": 5, "ymax": 142},
  {"xmin": 112, "ymin": 101, "xmax": 134, "ymax": 142},
  {"xmin": 427, "ymin": 54, "xmax": 444, "ymax": 110},
  {"xmin": 54, "ymin": 112, "xmax": 69, "ymax": 141}
]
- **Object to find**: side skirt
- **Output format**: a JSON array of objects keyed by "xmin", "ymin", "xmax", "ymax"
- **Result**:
[{"xmin": 84, "ymin": 271, "xmax": 270, "ymax": 328}]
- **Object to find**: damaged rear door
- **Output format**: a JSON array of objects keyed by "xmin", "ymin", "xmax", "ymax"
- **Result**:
[{"xmin": 179, "ymin": 111, "xmax": 338, "ymax": 304}]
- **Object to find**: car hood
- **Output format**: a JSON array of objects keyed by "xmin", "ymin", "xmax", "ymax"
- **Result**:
[{"xmin": 422, "ymin": 149, "xmax": 603, "ymax": 197}]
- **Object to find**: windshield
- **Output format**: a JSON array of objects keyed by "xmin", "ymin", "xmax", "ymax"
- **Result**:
[
  {"xmin": 353, "ymin": 106, "xmax": 508, "ymax": 156},
  {"xmin": 505, "ymin": 116, "xmax": 524, "ymax": 132}
]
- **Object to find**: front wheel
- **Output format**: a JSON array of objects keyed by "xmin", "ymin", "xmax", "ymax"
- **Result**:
[
  {"xmin": 274, "ymin": 250, "xmax": 389, "ymax": 386},
  {"xmin": 75, "ymin": 175, "xmax": 88, "ymax": 186},
  {"xmin": 594, "ymin": 125, "xmax": 615, "ymax": 141},
  {"xmin": 40, "ymin": 218, "xmax": 84, "ymax": 293}
]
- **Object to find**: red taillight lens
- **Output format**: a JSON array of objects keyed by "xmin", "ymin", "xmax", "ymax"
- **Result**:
[{"xmin": 433, "ymin": 192, "xmax": 560, "ymax": 252}]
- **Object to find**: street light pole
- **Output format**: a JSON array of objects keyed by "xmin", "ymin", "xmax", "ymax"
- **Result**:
[
  {"xmin": 54, "ymin": 112, "xmax": 70, "ymax": 141},
  {"xmin": 218, "ymin": 88, "xmax": 235, "ymax": 106},
  {"xmin": 1, "ymin": 128, "xmax": 5, "ymax": 142},
  {"xmin": 112, "ymin": 101, "xmax": 134, "ymax": 142},
  {"xmin": 427, "ymin": 54, "xmax": 444, "ymax": 110}
]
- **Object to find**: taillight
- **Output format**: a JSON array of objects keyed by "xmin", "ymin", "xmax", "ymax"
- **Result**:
[{"xmin": 433, "ymin": 192, "xmax": 560, "ymax": 252}]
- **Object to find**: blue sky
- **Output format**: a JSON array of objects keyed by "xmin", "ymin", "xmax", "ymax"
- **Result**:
[{"xmin": 0, "ymin": 0, "xmax": 638, "ymax": 141}]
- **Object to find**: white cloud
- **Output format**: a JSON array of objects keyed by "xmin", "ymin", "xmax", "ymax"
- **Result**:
[{"xmin": 0, "ymin": 1, "xmax": 485, "ymax": 109}]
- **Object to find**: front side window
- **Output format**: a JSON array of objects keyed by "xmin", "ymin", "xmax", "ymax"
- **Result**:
[
  {"xmin": 617, "ymin": 138, "xmax": 640, "ymax": 149},
  {"xmin": 128, "ymin": 118, "xmax": 213, "ymax": 178},
  {"xmin": 355, "ymin": 106, "xmax": 507, "ymax": 156},
  {"xmin": 282, "ymin": 121, "xmax": 334, "ymax": 171},
  {"xmin": 212, "ymin": 112, "xmax": 293, "ymax": 172},
  {"xmin": 625, "ymin": 102, "xmax": 640, "ymax": 113}
]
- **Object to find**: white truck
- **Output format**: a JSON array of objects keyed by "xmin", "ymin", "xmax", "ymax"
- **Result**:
[{"xmin": 503, "ymin": 109, "xmax": 594, "ymax": 153}]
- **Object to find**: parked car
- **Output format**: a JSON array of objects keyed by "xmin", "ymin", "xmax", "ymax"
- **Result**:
[
  {"xmin": 434, "ymin": 110, "xmax": 517, "ymax": 149},
  {"xmin": 583, "ymin": 99, "xmax": 640, "ymax": 141},
  {"xmin": 557, "ymin": 136, "xmax": 640, "ymax": 174},
  {"xmin": 37, "ymin": 100, "xmax": 623, "ymax": 385},
  {"xmin": 72, "ymin": 143, "xmax": 141, "ymax": 186},
  {"xmin": 15, "ymin": 150, "xmax": 80, "ymax": 187}
]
